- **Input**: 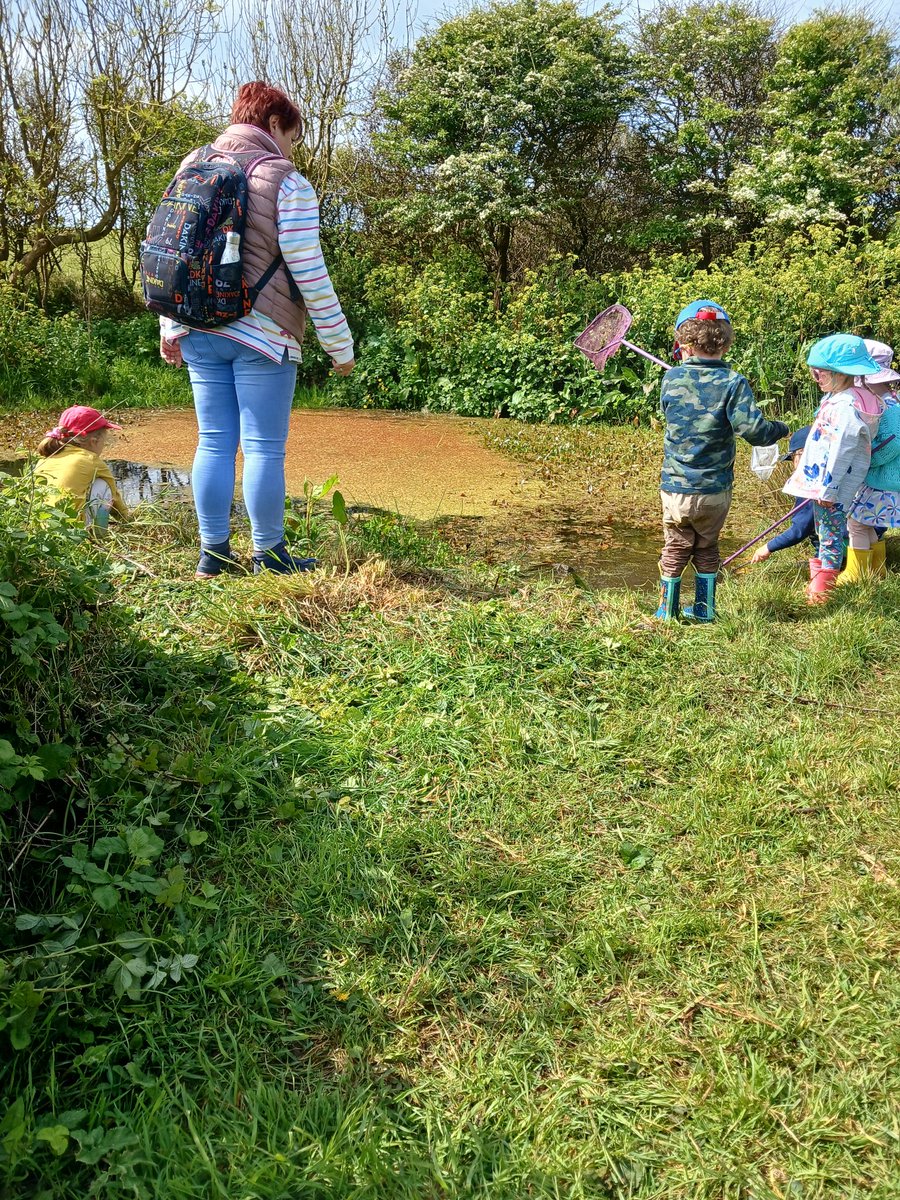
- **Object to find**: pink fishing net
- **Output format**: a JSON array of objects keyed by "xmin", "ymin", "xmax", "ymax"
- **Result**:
[{"xmin": 574, "ymin": 304, "xmax": 633, "ymax": 371}]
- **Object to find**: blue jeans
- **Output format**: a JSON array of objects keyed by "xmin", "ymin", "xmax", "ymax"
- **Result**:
[{"xmin": 181, "ymin": 331, "xmax": 296, "ymax": 550}]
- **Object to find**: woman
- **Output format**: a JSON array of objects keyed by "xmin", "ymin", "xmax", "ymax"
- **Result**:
[{"xmin": 158, "ymin": 81, "xmax": 355, "ymax": 578}]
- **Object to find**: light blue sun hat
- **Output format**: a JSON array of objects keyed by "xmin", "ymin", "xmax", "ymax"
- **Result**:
[
  {"xmin": 807, "ymin": 334, "xmax": 881, "ymax": 376},
  {"xmin": 675, "ymin": 299, "xmax": 730, "ymax": 329}
]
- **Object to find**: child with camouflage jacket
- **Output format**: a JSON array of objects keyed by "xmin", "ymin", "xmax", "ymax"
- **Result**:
[{"xmin": 656, "ymin": 300, "xmax": 788, "ymax": 621}]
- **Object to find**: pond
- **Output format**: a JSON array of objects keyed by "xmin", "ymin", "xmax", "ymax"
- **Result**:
[
  {"xmin": 0, "ymin": 407, "xmax": 741, "ymax": 590},
  {"xmin": 0, "ymin": 459, "xmax": 192, "ymax": 512}
]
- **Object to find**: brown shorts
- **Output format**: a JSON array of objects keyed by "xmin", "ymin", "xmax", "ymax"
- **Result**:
[{"xmin": 660, "ymin": 489, "xmax": 732, "ymax": 576}]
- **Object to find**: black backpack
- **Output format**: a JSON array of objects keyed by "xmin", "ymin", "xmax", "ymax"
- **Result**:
[{"xmin": 140, "ymin": 146, "xmax": 295, "ymax": 328}]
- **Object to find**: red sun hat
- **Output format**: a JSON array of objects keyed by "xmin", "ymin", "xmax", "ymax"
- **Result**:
[{"xmin": 48, "ymin": 406, "xmax": 121, "ymax": 438}]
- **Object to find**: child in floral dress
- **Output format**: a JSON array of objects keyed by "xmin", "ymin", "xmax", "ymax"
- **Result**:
[
  {"xmin": 783, "ymin": 335, "xmax": 881, "ymax": 604},
  {"xmin": 846, "ymin": 340, "xmax": 900, "ymax": 579}
]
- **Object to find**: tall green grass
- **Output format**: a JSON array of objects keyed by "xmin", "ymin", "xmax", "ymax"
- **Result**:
[
  {"xmin": 0, "ymin": 301, "xmax": 191, "ymax": 413},
  {"xmin": 2, "ymin": 481, "xmax": 899, "ymax": 1198},
  {"xmin": 0, "ymin": 296, "xmax": 346, "ymax": 416}
]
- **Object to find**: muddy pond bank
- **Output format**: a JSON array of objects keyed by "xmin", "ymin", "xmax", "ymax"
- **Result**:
[{"xmin": 1, "ymin": 407, "xmax": 792, "ymax": 589}]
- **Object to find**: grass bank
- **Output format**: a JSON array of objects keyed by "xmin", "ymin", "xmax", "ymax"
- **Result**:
[
  {"xmin": 2, "ymin": 480, "xmax": 899, "ymax": 1199},
  {"xmin": 0, "ymin": 308, "xmax": 193, "ymax": 413}
]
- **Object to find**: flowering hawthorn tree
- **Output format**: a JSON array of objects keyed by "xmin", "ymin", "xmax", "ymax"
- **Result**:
[{"xmin": 376, "ymin": 0, "xmax": 632, "ymax": 299}]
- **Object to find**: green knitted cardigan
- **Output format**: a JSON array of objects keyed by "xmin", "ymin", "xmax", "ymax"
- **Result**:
[{"xmin": 866, "ymin": 399, "xmax": 900, "ymax": 491}]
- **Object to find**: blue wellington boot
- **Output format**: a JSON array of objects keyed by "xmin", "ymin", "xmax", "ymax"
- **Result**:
[
  {"xmin": 195, "ymin": 540, "xmax": 240, "ymax": 580},
  {"xmin": 683, "ymin": 572, "xmax": 717, "ymax": 622},
  {"xmin": 252, "ymin": 541, "xmax": 318, "ymax": 575},
  {"xmin": 653, "ymin": 575, "xmax": 682, "ymax": 620}
]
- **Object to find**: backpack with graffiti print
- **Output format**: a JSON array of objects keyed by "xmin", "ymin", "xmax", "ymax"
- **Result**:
[{"xmin": 140, "ymin": 147, "xmax": 283, "ymax": 329}]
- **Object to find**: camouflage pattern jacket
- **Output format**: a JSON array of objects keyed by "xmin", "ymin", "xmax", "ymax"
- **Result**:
[{"xmin": 660, "ymin": 358, "xmax": 789, "ymax": 495}]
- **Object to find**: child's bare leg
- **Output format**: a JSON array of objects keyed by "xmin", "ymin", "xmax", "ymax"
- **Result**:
[
  {"xmin": 85, "ymin": 479, "xmax": 113, "ymax": 530},
  {"xmin": 848, "ymin": 517, "xmax": 876, "ymax": 550}
]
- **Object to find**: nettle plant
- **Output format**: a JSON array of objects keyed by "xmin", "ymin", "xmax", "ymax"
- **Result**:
[
  {"xmin": 2, "ymin": 479, "xmax": 195, "ymax": 1017},
  {"xmin": 0, "ymin": 477, "xmax": 106, "ymax": 831},
  {"xmin": 0, "ymin": 474, "xmax": 280, "ymax": 1175}
]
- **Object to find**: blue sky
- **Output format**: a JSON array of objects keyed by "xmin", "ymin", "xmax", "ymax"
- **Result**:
[{"xmin": 411, "ymin": 0, "xmax": 898, "ymax": 35}]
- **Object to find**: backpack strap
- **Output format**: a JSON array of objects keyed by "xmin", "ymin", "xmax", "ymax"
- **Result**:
[
  {"xmin": 248, "ymin": 257, "xmax": 303, "ymax": 305},
  {"xmin": 204, "ymin": 147, "xmax": 306, "ymax": 308},
  {"xmin": 249, "ymin": 256, "xmax": 285, "ymax": 300}
]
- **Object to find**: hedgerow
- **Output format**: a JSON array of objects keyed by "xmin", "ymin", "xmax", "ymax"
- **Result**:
[
  {"xmin": 3, "ymin": 228, "xmax": 899, "ymax": 423},
  {"xmin": 0, "ymin": 292, "xmax": 189, "ymax": 412},
  {"xmin": 321, "ymin": 228, "xmax": 900, "ymax": 421}
]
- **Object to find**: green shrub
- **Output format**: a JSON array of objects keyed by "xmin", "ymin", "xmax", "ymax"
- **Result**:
[
  {"xmin": 0, "ymin": 297, "xmax": 106, "ymax": 408},
  {"xmin": 322, "ymin": 228, "xmax": 900, "ymax": 421},
  {"xmin": 0, "ymin": 287, "xmax": 188, "ymax": 412},
  {"xmin": 0, "ymin": 477, "xmax": 111, "ymax": 737},
  {"xmin": 7, "ymin": 227, "xmax": 899, "ymax": 422},
  {"xmin": 39, "ymin": 269, "xmax": 145, "ymax": 321}
]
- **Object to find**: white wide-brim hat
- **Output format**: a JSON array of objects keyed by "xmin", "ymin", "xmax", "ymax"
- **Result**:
[{"xmin": 863, "ymin": 338, "xmax": 900, "ymax": 384}]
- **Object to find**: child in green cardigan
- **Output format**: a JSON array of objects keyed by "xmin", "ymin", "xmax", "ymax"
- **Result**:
[{"xmin": 846, "ymin": 340, "xmax": 900, "ymax": 578}]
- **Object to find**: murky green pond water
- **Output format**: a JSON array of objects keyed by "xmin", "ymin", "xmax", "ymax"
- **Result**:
[{"xmin": 1, "ymin": 407, "xmax": 739, "ymax": 590}]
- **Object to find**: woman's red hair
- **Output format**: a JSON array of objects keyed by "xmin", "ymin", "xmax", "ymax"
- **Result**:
[{"xmin": 231, "ymin": 81, "xmax": 303, "ymax": 137}]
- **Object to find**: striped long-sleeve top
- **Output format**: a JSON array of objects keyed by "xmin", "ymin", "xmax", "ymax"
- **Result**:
[{"xmin": 162, "ymin": 171, "xmax": 354, "ymax": 366}]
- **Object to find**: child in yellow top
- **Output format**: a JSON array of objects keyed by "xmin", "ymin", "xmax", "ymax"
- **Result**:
[{"xmin": 34, "ymin": 406, "xmax": 129, "ymax": 527}]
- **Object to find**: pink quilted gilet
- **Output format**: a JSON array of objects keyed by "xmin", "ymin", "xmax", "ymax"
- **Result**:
[{"xmin": 181, "ymin": 124, "xmax": 308, "ymax": 343}]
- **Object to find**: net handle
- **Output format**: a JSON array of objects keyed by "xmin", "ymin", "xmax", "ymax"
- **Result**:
[{"xmin": 621, "ymin": 339, "xmax": 672, "ymax": 371}]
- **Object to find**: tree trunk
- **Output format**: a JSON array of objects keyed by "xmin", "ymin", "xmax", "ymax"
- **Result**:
[
  {"xmin": 492, "ymin": 222, "xmax": 512, "ymax": 311},
  {"xmin": 118, "ymin": 210, "xmax": 128, "ymax": 283},
  {"xmin": 700, "ymin": 225, "xmax": 712, "ymax": 269},
  {"xmin": 11, "ymin": 188, "xmax": 120, "ymax": 283}
]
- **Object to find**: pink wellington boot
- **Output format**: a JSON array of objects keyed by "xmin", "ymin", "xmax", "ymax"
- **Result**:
[
  {"xmin": 804, "ymin": 558, "xmax": 822, "ymax": 601},
  {"xmin": 807, "ymin": 567, "xmax": 839, "ymax": 605}
]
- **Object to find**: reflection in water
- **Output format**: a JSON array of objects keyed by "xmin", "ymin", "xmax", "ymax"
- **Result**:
[
  {"xmin": 107, "ymin": 461, "xmax": 191, "ymax": 507},
  {"xmin": 437, "ymin": 508, "xmax": 740, "ymax": 591},
  {"xmin": 438, "ymin": 511, "xmax": 662, "ymax": 590},
  {"xmin": 0, "ymin": 457, "xmax": 190, "ymax": 510}
]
